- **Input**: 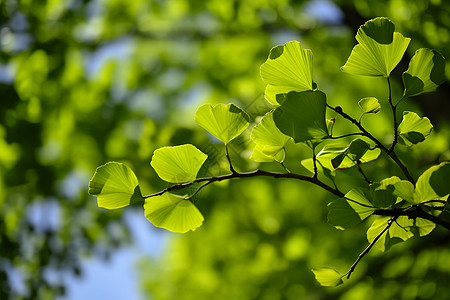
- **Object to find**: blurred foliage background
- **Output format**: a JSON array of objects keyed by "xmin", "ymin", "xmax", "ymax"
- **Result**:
[{"xmin": 1, "ymin": 0, "xmax": 450, "ymax": 299}]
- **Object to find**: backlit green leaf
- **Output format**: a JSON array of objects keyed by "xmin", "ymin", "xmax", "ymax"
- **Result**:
[
  {"xmin": 260, "ymin": 41, "xmax": 314, "ymax": 105},
  {"xmin": 273, "ymin": 90, "xmax": 329, "ymax": 143},
  {"xmin": 328, "ymin": 197, "xmax": 375, "ymax": 230},
  {"xmin": 331, "ymin": 139, "xmax": 372, "ymax": 168},
  {"xmin": 144, "ymin": 193, "xmax": 204, "ymax": 233},
  {"xmin": 380, "ymin": 176, "xmax": 415, "ymax": 204},
  {"xmin": 250, "ymin": 111, "xmax": 290, "ymax": 161},
  {"xmin": 414, "ymin": 162, "xmax": 450, "ymax": 203},
  {"xmin": 312, "ymin": 268, "xmax": 343, "ymax": 287},
  {"xmin": 195, "ymin": 103, "xmax": 250, "ymax": 144},
  {"xmin": 342, "ymin": 17, "xmax": 410, "ymax": 77},
  {"xmin": 370, "ymin": 183, "xmax": 396, "ymax": 208},
  {"xmin": 398, "ymin": 111, "xmax": 433, "ymax": 146},
  {"xmin": 250, "ymin": 144, "xmax": 285, "ymax": 162},
  {"xmin": 151, "ymin": 144, "xmax": 208, "ymax": 183},
  {"xmin": 403, "ymin": 48, "xmax": 446, "ymax": 97},
  {"xmin": 88, "ymin": 162, "xmax": 142, "ymax": 209},
  {"xmin": 358, "ymin": 97, "xmax": 381, "ymax": 114}
]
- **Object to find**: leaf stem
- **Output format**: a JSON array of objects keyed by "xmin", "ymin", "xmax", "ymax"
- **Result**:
[
  {"xmin": 387, "ymin": 77, "xmax": 399, "ymax": 152},
  {"xmin": 374, "ymin": 206, "xmax": 450, "ymax": 230},
  {"xmin": 347, "ymin": 217, "xmax": 397, "ymax": 279},
  {"xmin": 225, "ymin": 144, "xmax": 236, "ymax": 174},
  {"xmin": 327, "ymin": 104, "xmax": 415, "ymax": 184},
  {"xmin": 357, "ymin": 160, "xmax": 372, "ymax": 184},
  {"xmin": 330, "ymin": 133, "xmax": 364, "ymax": 139}
]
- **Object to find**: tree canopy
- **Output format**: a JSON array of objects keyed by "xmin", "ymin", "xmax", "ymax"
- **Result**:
[{"xmin": 1, "ymin": 0, "xmax": 449, "ymax": 299}]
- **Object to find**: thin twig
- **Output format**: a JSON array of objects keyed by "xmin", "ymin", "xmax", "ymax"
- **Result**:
[
  {"xmin": 387, "ymin": 77, "xmax": 399, "ymax": 152},
  {"xmin": 357, "ymin": 161, "xmax": 372, "ymax": 184},
  {"xmin": 327, "ymin": 104, "xmax": 415, "ymax": 184},
  {"xmin": 330, "ymin": 133, "xmax": 364, "ymax": 139},
  {"xmin": 312, "ymin": 146, "xmax": 318, "ymax": 179},
  {"xmin": 347, "ymin": 217, "xmax": 397, "ymax": 279},
  {"xmin": 225, "ymin": 145, "xmax": 236, "ymax": 174}
]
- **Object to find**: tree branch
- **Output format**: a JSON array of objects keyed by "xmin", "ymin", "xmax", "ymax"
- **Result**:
[
  {"xmin": 347, "ymin": 217, "xmax": 396, "ymax": 279},
  {"xmin": 327, "ymin": 104, "xmax": 415, "ymax": 184},
  {"xmin": 143, "ymin": 169, "xmax": 345, "ymax": 199},
  {"xmin": 374, "ymin": 206, "xmax": 450, "ymax": 230}
]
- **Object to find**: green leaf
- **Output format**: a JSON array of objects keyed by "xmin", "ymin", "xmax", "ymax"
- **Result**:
[
  {"xmin": 273, "ymin": 90, "xmax": 329, "ymax": 143},
  {"xmin": 311, "ymin": 268, "xmax": 343, "ymax": 287},
  {"xmin": 380, "ymin": 176, "xmax": 415, "ymax": 204},
  {"xmin": 144, "ymin": 193, "xmax": 204, "ymax": 233},
  {"xmin": 397, "ymin": 111, "xmax": 433, "ymax": 146},
  {"xmin": 151, "ymin": 144, "xmax": 208, "ymax": 183},
  {"xmin": 250, "ymin": 144, "xmax": 284, "ymax": 162},
  {"xmin": 260, "ymin": 41, "xmax": 314, "ymax": 105},
  {"xmin": 367, "ymin": 216, "xmax": 415, "ymax": 252},
  {"xmin": 331, "ymin": 139, "xmax": 372, "ymax": 168},
  {"xmin": 414, "ymin": 162, "xmax": 450, "ymax": 203},
  {"xmin": 370, "ymin": 183, "xmax": 396, "ymax": 208},
  {"xmin": 358, "ymin": 97, "xmax": 381, "ymax": 114},
  {"xmin": 328, "ymin": 197, "xmax": 375, "ymax": 230},
  {"xmin": 342, "ymin": 17, "xmax": 410, "ymax": 77},
  {"xmin": 403, "ymin": 48, "xmax": 446, "ymax": 97},
  {"xmin": 88, "ymin": 162, "xmax": 142, "ymax": 209},
  {"xmin": 195, "ymin": 103, "xmax": 250, "ymax": 144}
]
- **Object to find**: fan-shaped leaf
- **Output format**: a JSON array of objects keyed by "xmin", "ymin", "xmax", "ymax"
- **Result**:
[
  {"xmin": 144, "ymin": 193, "xmax": 204, "ymax": 233},
  {"xmin": 312, "ymin": 268, "xmax": 343, "ymax": 287},
  {"xmin": 414, "ymin": 162, "xmax": 450, "ymax": 203},
  {"xmin": 260, "ymin": 41, "xmax": 314, "ymax": 105},
  {"xmin": 331, "ymin": 139, "xmax": 372, "ymax": 168},
  {"xmin": 342, "ymin": 17, "xmax": 410, "ymax": 77},
  {"xmin": 403, "ymin": 48, "xmax": 446, "ymax": 97},
  {"xmin": 195, "ymin": 103, "xmax": 250, "ymax": 144},
  {"xmin": 151, "ymin": 144, "xmax": 208, "ymax": 183},
  {"xmin": 88, "ymin": 162, "xmax": 142, "ymax": 209},
  {"xmin": 398, "ymin": 111, "xmax": 433, "ymax": 146},
  {"xmin": 358, "ymin": 97, "xmax": 381, "ymax": 114},
  {"xmin": 250, "ymin": 111, "xmax": 290, "ymax": 162},
  {"xmin": 273, "ymin": 90, "xmax": 329, "ymax": 143}
]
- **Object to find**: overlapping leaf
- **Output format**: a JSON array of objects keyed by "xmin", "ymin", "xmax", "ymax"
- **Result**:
[
  {"xmin": 260, "ymin": 41, "xmax": 314, "ymax": 105},
  {"xmin": 397, "ymin": 111, "xmax": 433, "ymax": 146},
  {"xmin": 151, "ymin": 144, "xmax": 208, "ymax": 183},
  {"xmin": 403, "ymin": 48, "xmax": 446, "ymax": 97},
  {"xmin": 250, "ymin": 111, "xmax": 290, "ymax": 162},
  {"xmin": 144, "ymin": 193, "xmax": 204, "ymax": 233},
  {"xmin": 88, "ymin": 162, "xmax": 142, "ymax": 209},
  {"xmin": 342, "ymin": 17, "xmax": 410, "ymax": 77},
  {"xmin": 414, "ymin": 162, "xmax": 450, "ymax": 203},
  {"xmin": 195, "ymin": 103, "xmax": 250, "ymax": 144},
  {"xmin": 331, "ymin": 139, "xmax": 373, "ymax": 168},
  {"xmin": 273, "ymin": 90, "xmax": 329, "ymax": 143}
]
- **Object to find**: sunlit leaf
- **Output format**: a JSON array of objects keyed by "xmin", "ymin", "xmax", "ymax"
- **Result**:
[
  {"xmin": 413, "ymin": 218, "xmax": 436, "ymax": 237},
  {"xmin": 380, "ymin": 176, "xmax": 415, "ymax": 204},
  {"xmin": 389, "ymin": 216, "xmax": 414, "ymax": 241},
  {"xmin": 144, "ymin": 193, "xmax": 204, "ymax": 233},
  {"xmin": 403, "ymin": 48, "xmax": 446, "ymax": 97},
  {"xmin": 250, "ymin": 144, "xmax": 285, "ymax": 162},
  {"xmin": 195, "ymin": 103, "xmax": 250, "ymax": 144},
  {"xmin": 328, "ymin": 197, "xmax": 375, "ymax": 230},
  {"xmin": 358, "ymin": 97, "xmax": 381, "ymax": 114},
  {"xmin": 342, "ymin": 17, "xmax": 410, "ymax": 77},
  {"xmin": 397, "ymin": 111, "xmax": 433, "ymax": 146},
  {"xmin": 260, "ymin": 41, "xmax": 314, "ymax": 105},
  {"xmin": 331, "ymin": 139, "xmax": 372, "ymax": 168},
  {"xmin": 367, "ymin": 216, "xmax": 390, "ymax": 252},
  {"xmin": 151, "ymin": 144, "xmax": 208, "ymax": 183},
  {"xmin": 414, "ymin": 162, "xmax": 450, "ymax": 203},
  {"xmin": 311, "ymin": 268, "xmax": 343, "ymax": 287},
  {"xmin": 250, "ymin": 111, "xmax": 290, "ymax": 162},
  {"xmin": 370, "ymin": 183, "xmax": 397, "ymax": 208},
  {"xmin": 273, "ymin": 90, "xmax": 329, "ymax": 143},
  {"xmin": 88, "ymin": 162, "xmax": 142, "ymax": 209}
]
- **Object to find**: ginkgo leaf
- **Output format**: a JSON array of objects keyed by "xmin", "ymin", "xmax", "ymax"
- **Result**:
[
  {"xmin": 260, "ymin": 41, "xmax": 314, "ymax": 105},
  {"xmin": 414, "ymin": 162, "xmax": 450, "ymax": 203},
  {"xmin": 195, "ymin": 103, "xmax": 250, "ymax": 144},
  {"xmin": 327, "ymin": 198, "xmax": 375, "ymax": 230},
  {"xmin": 273, "ymin": 90, "xmax": 329, "ymax": 143},
  {"xmin": 144, "ymin": 193, "xmax": 204, "ymax": 233},
  {"xmin": 331, "ymin": 139, "xmax": 372, "ymax": 168},
  {"xmin": 250, "ymin": 144, "xmax": 285, "ymax": 162},
  {"xmin": 403, "ymin": 48, "xmax": 446, "ymax": 97},
  {"xmin": 397, "ymin": 111, "xmax": 433, "ymax": 146},
  {"xmin": 358, "ymin": 97, "xmax": 381, "ymax": 114},
  {"xmin": 379, "ymin": 176, "xmax": 415, "ymax": 204},
  {"xmin": 342, "ymin": 17, "xmax": 410, "ymax": 77},
  {"xmin": 250, "ymin": 111, "xmax": 290, "ymax": 161},
  {"xmin": 151, "ymin": 144, "xmax": 208, "ymax": 183},
  {"xmin": 312, "ymin": 268, "xmax": 343, "ymax": 287},
  {"xmin": 88, "ymin": 162, "xmax": 142, "ymax": 209}
]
